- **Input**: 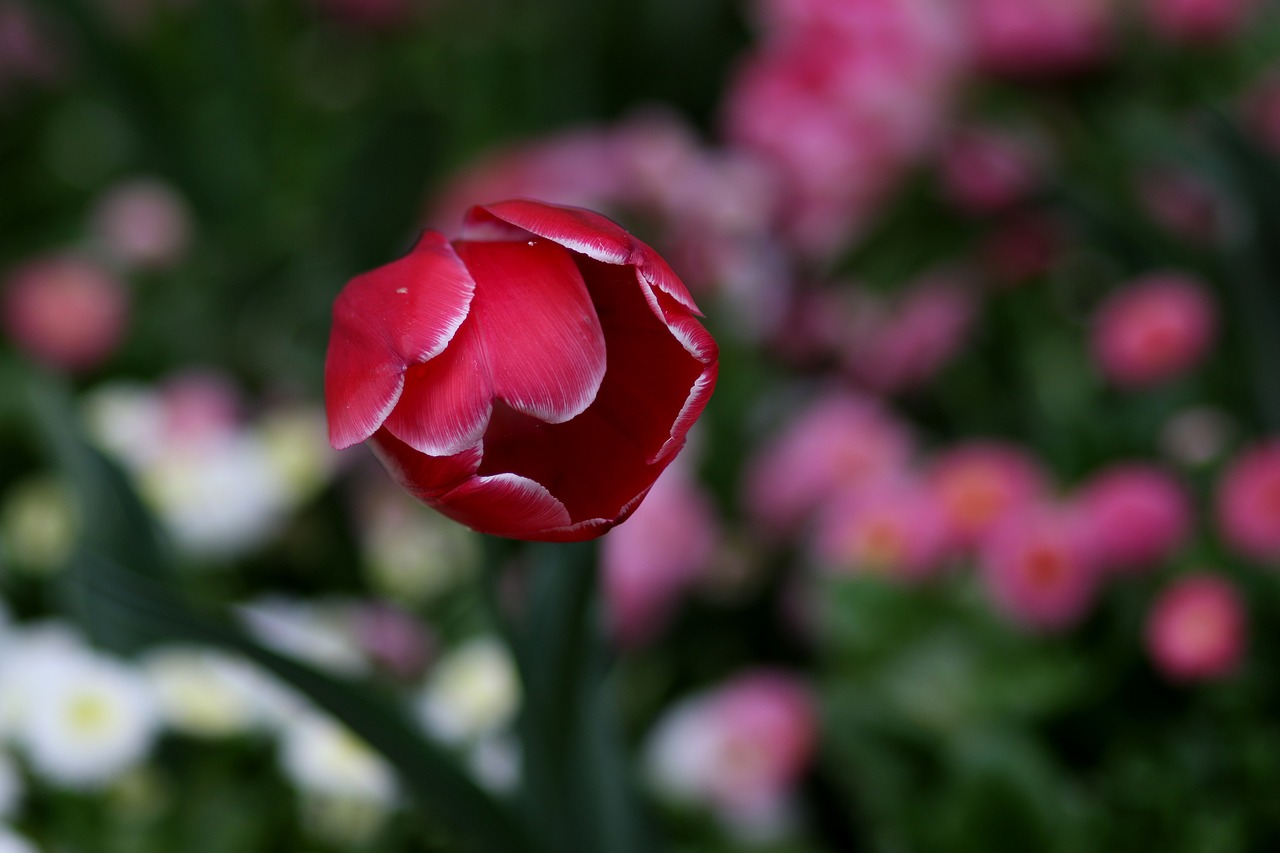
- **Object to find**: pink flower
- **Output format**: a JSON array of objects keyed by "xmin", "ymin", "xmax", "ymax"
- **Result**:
[
  {"xmin": 352, "ymin": 602, "xmax": 434, "ymax": 680},
  {"xmin": 963, "ymin": 0, "xmax": 1112, "ymax": 79},
  {"xmin": 601, "ymin": 465, "xmax": 720, "ymax": 648},
  {"xmin": 157, "ymin": 371, "xmax": 244, "ymax": 447},
  {"xmin": 2, "ymin": 255, "xmax": 128, "ymax": 372},
  {"xmin": 843, "ymin": 274, "xmax": 977, "ymax": 394},
  {"xmin": 1074, "ymin": 464, "xmax": 1193, "ymax": 574},
  {"xmin": 1146, "ymin": 574, "xmax": 1245, "ymax": 682},
  {"xmin": 744, "ymin": 392, "xmax": 913, "ymax": 535},
  {"xmin": 325, "ymin": 200, "xmax": 717, "ymax": 542},
  {"xmin": 723, "ymin": 0, "xmax": 965, "ymax": 256},
  {"xmin": 1091, "ymin": 273, "xmax": 1216, "ymax": 387},
  {"xmin": 979, "ymin": 505, "xmax": 1099, "ymax": 632},
  {"xmin": 938, "ymin": 126, "xmax": 1042, "ymax": 215},
  {"xmin": 1142, "ymin": 0, "xmax": 1258, "ymax": 44},
  {"xmin": 645, "ymin": 671, "xmax": 816, "ymax": 833},
  {"xmin": 428, "ymin": 112, "xmax": 785, "ymax": 314},
  {"xmin": 813, "ymin": 477, "xmax": 952, "ymax": 580},
  {"xmin": 1216, "ymin": 440, "xmax": 1280, "ymax": 563},
  {"xmin": 91, "ymin": 179, "xmax": 191, "ymax": 270},
  {"xmin": 928, "ymin": 442, "xmax": 1049, "ymax": 548}
]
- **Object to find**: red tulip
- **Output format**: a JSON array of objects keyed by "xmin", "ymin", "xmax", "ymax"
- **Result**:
[{"xmin": 325, "ymin": 200, "xmax": 718, "ymax": 542}]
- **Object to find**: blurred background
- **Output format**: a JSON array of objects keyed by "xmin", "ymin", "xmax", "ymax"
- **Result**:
[{"xmin": 4, "ymin": 0, "xmax": 1280, "ymax": 850}]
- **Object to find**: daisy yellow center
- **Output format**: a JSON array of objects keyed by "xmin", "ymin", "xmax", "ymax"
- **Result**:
[{"xmin": 66, "ymin": 693, "xmax": 115, "ymax": 735}]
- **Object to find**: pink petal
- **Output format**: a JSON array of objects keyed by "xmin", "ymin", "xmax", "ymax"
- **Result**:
[
  {"xmin": 472, "ymin": 252, "xmax": 714, "ymax": 525},
  {"xmin": 325, "ymin": 232, "xmax": 476, "ymax": 449},
  {"xmin": 454, "ymin": 238, "xmax": 606, "ymax": 425},
  {"xmin": 466, "ymin": 200, "xmax": 701, "ymax": 315},
  {"xmin": 433, "ymin": 472, "xmax": 573, "ymax": 538},
  {"xmin": 382, "ymin": 318, "xmax": 492, "ymax": 456},
  {"xmin": 370, "ymin": 429, "xmax": 483, "ymax": 501}
]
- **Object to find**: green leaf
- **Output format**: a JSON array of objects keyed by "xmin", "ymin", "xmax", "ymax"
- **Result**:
[{"xmin": 67, "ymin": 551, "xmax": 538, "ymax": 853}]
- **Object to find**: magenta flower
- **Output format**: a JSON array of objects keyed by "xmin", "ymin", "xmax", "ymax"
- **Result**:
[
  {"xmin": 979, "ymin": 506, "xmax": 1100, "ymax": 632},
  {"xmin": 1091, "ymin": 272, "xmax": 1216, "ymax": 388},
  {"xmin": 964, "ymin": 0, "xmax": 1112, "ymax": 79},
  {"xmin": 744, "ymin": 392, "xmax": 913, "ymax": 536},
  {"xmin": 1074, "ymin": 464, "xmax": 1193, "ymax": 575},
  {"xmin": 813, "ymin": 477, "xmax": 952, "ymax": 581},
  {"xmin": 1146, "ymin": 574, "xmax": 1245, "ymax": 682},
  {"xmin": 927, "ymin": 442, "xmax": 1049, "ymax": 548},
  {"xmin": 601, "ymin": 464, "xmax": 720, "ymax": 648},
  {"xmin": 325, "ymin": 200, "xmax": 717, "ymax": 541},
  {"xmin": 1216, "ymin": 440, "xmax": 1280, "ymax": 564},
  {"xmin": 723, "ymin": 0, "xmax": 964, "ymax": 256}
]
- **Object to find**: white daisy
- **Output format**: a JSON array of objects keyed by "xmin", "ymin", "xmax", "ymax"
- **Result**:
[
  {"xmin": 279, "ymin": 713, "xmax": 396, "ymax": 805},
  {"xmin": 18, "ymin": 650, "xmax": 160, "ymax": 789},
  {"xmin": 0, "ymin": 825, "xmax": 38, "ymax": 853},
  {"xmin": 413, "ymin": 637, "xmax": 520, "ymax": 745},
  {"xmin": 141, "ymin": 646, "xmax": 269, "ymax": 738}
]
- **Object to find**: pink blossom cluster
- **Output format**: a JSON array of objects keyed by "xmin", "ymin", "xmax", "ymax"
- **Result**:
[
  {"xmin": 722, "ymin": 0, "xmax": 967, "ymax": 257},
  {"xmin": 427, "ymin": 111, "xmax": 788, "ymax": 336},
  {"xmin": 741, "ymin": 382, "xmax": 1274, "ymax": 682},
  {"xmin": 961, "ymin": 0, "xmax": 1113, "ymax": 79},
  {"xmin": 769, "ymin": 271, "xmax": 977, "ymax": 394}
]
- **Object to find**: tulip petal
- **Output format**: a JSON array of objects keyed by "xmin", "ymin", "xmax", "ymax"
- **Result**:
[
  {"xmin": 578, "ymin": 259, "xmax": 717, "ymax": 463},
  {"xmin": 370, "ymin": 429, "xmax": 483, "ymax": 500},
  {"xmin": 434, "ymin": 472, "xmax": 572, "ymax": 538},
  {"xmin": 454, "ymin": 239, "xmax": 606, "ymax": 425},
  {"xmin": 478, "ymin": 401, "xmax": 673, "ymax": 528},
  {"xmin": 326, "ymin": 232, "xmax": 476, "ymax": 449},
  {"xmin": 467, "ymin": 200, "xmax": 701, "ymax": 315},
  {"xmin": 383, "ymin": 318, "xmax": 493, "ymax": 456}
]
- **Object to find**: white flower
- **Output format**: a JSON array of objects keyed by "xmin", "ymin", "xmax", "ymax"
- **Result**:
[
  {"xmin": 81, "ymin": 382, "xmax": 166, "ymax": 469},
  {"xmin": 279, "ymin": 714, "xmax": 396, "ymax": 805},
  {"xmin": 258, "ymin": 407, "xmax": 337, "ymax": 504},
  {"xmin": 0, "ymin": 621, "xmax": 88, "ymax": 740},
  {"xmin": 413, "ymin": 638, "xmax": 520, "ymax": 745},
  {"xmin": 140, "ymin": 435, "xmax": 290, "ymax": 560},
  {"xmin": 0, "ymin": 825, "xmax": 38, "ymax": 853},
  {"xmin": 141, "ymin": 646, "xmax": 270, "ymax": 738},
  {"xmin": 239, "ymin": 596, "xmax": 368, "ymax": 676},
  {"xmin": 0, "ymin": 753, "xmax": 23, "ymax": 820},
  {"xmin": 360, "ymin": 495, "xmax": 478, "ymax": 605},
  {"xmin": 18, "ymin": 650, "xmax": 160, "ymax": 789}
]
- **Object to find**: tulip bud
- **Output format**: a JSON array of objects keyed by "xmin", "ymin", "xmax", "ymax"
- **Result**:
[{"xmin": 325, "ymin": 200, "xmax": 717, "ymax": 541}]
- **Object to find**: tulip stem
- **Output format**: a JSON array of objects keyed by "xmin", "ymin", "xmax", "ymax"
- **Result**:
[{"xmin": 503, "ymin": 541, "xmax": 659, "ymax": 853}]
